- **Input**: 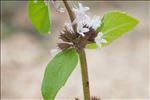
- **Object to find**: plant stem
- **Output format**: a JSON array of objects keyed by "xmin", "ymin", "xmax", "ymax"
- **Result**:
[
  {"xmin": 78, "ymin": 49, "xmax": 91, "ymax": 100},
  {"xmin": 63, "ymin": 0, "xmax": 77, "ymax": 32},
  {"xmin": 62, "ymin": 0, "xmax": 91, "ymax": 99}
]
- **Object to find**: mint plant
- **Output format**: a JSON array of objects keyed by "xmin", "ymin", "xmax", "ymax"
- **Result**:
[{"xmin": 28, "ymin": 0, "xmax": 139, "ymax": 100}]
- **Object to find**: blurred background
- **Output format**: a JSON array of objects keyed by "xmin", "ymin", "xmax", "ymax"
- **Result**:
[{"xmin": 1, "ymin": 1, "xmax": 149, "ymax": 100}]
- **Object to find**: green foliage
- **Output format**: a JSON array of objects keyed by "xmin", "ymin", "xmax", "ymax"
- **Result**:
[
  {"xmin": 86, "ymin": 11, "xmax": 139, "ymax": 49},
  {"xmin": 86, "ymin": 43, "xmax": 97, "ymax": 49},
  {"xmin": 28, "ymin": 0, "xmax": 51, "ymax": 34},
  {"xmin": 41, "ymin": 48, "xmax": 78, "ymax": 100}
]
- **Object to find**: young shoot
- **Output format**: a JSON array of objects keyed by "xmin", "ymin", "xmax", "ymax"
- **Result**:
[{"xmin": 28, "ymin": 0, "xmax": 139, "ymax": 100}]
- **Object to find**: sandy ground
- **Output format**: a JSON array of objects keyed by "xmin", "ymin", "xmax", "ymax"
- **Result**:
[{"xmin": 1, "ymin": 1, "xmax": 149, "ymax": 100}]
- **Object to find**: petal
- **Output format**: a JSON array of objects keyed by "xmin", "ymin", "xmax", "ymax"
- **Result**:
[
  {"xmin": 77, "ymin": 22, "xmax": 83, "ymax": 30},
  {"xmin": 65, "ymin": 22, "xmax": 73, "ymax": 31},
  {"xmin": 95, "ymin": 37, "xmax": 100, "ymax": 44},
  {"xmin": 94, "ymin": 38, "xmax": 102, "ymax": 48},
  {"xmin": 82, "ymin": 28, "xmax": 89, "ymax": 33},
  {"xmin": 79, "ymin": 3, "xmax": 83, "ymax": 9},
  {"xmin": 97, "ymin": 32, "xmax": 103, "ymax": 37},
  {"xmin": 90, "ymin": 16, "xmax": 101, "ymax": 29},
  {"xmin": 73, "ymin": 2, "xmax": 90, "ymax": 17},
  {"xmin": 84, "ymin": 7, "xmax": 90, "ymax": 11},
  {"xmin": 78, "ymin": 32, "xmax": 85, "ymax": 37}
]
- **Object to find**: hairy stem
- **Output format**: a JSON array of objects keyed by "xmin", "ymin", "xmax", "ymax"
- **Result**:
[
  {"xmin": 63, "ymin": 0, "xmax": 91, "ymax": 100},
  {"xmin": 78, "ymin": 49, "xmax": 91, "ymax": 100}
]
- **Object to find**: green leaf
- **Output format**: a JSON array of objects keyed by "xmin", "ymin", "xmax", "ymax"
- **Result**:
[
  {"xmin": 28, "ymin": 0, "xmax": 51, "ymax": 34},
  {"xmin": 41, "ymin": 48, "xmax": 78, "ymax": 100},
  {"xmin": 86, "ymin": 11, "xmax": 139, "ymax": 49},
  {"xmin": 86, "ymin": 43, "xmax": 97, "ymax": 49}
]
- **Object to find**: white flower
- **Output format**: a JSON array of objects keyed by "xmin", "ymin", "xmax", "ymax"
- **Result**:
[
  {"xmin": 94, "ymin": 32, "xmax": 107, "ymax": 48},
  {"xmin": 72, "ymin": 3, "xmax": 90, "ymax": 25},
  {"xmin": 77, "ymin": 22, "xmax": 89, "ymax": 37},
  {"xmin": 50, "ymin": 47, "xmax": 61, "ymax": 57},
  {"xmin": 88, "ymin": 16, "xmax": 101, "ymax": 30},
  {"xmin": 72, "ymin": 3, "xmax": 91, "ymax": 36},
  {"xmin": 64, "ymin": 22, "xmax": 73, "ymax": 32},
  {"xmin": 73, "ymin": 3, "xmax": 89, "ymax": 17},
  {"xmin": 72, "ymin": 2, "xmax": 102, "ymax": 37}
]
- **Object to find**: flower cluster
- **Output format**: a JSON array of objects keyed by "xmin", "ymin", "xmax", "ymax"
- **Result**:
[
  {"xmin": 51, "ymin": 2, "xmax": 107, "ymax": 55},
  {"xmin": 72, "ymin": 3, "xmax": 107, "ymax": 47}
]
